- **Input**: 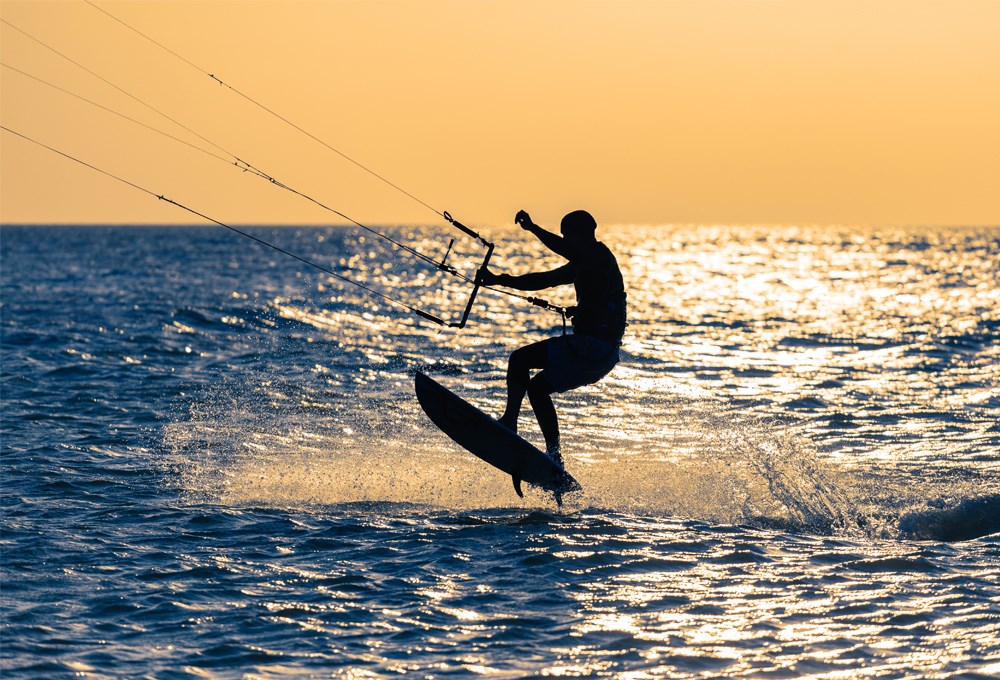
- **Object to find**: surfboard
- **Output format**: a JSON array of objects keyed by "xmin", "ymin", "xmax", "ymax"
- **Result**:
[{"xmin": 414, "ymin": 371, "xmax": 582, "ymax": 504}]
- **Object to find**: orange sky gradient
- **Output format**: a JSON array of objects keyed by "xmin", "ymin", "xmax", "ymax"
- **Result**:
[{"xmin": 1, "ymin": 0, "xmax": 998, "ymax": 228}]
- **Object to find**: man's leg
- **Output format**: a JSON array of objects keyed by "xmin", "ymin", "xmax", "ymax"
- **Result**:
[
  {"xmin": 499, "ymin": 339, "xmax": 549, "ymax": 432},
  {"xmin": 527, "ymin": 374, "xmax": 561, "ymax": 464}
]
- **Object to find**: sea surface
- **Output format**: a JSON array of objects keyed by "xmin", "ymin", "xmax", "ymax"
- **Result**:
[{"xmin": 2, "ymin": 223, "xmax": 999, "ymax": 678}]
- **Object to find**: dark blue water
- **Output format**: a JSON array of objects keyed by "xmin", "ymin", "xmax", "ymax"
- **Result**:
[{"xmin": 2, "ymin": 224, "xmax": 998, "ymax": 678}]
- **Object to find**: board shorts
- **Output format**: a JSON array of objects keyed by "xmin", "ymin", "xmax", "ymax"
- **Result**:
[{"xmin": 543, "ymin": 333, "xmax": 621, "ymax": 393}]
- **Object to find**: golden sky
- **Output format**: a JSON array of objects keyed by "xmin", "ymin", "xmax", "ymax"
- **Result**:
[{"xmin": 1, "ymin": 0, "xmax": 998, "ymax": 228}]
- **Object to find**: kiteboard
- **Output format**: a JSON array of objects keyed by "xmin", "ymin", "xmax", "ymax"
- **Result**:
[{"xmin": 414, "ymin": 371, "xmax": 582, "ymax": 505}]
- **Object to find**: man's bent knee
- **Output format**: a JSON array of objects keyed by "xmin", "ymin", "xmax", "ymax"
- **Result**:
[{"xmin": 527, "ymin": 374, "xmax": 555, "ymax": 399}]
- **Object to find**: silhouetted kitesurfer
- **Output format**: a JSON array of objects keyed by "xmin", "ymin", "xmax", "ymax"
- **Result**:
[{"xmin": 478, "ymin": 209, "xmax": 627, "ymax": 466}]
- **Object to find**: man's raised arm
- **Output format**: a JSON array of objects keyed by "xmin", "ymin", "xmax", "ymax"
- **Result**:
[{"xmin": 515, "ymin": 210, "xmax": 571, "ymax": 259}]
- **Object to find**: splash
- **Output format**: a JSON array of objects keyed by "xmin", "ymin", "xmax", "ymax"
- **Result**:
[
  {"xmin": 695, "ymin": 411, "xmax": 856, "ymax": 532},
  {"xmin": 163, "ymin": 372, "xmax": 997, "ymax": 541},
  {"xmin": 565, "ymin": 407, "xmax": 857, "ymax": 533},
  {"xmin": 162, "ymin": 372, "xmax": 536, "ymax": 510}
]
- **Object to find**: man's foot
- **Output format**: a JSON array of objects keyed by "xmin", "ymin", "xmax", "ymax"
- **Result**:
[
  {"xmin": 498, "ymin": 415, "xmax": 517, "ymax": 433},
  {"xmin": 547, "ymin": 446, "xmax": 563, "ymax": 468}
]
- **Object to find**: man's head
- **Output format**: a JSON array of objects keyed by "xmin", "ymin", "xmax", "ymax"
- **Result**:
[{"xmin": 560, "ymin": 210, "xmax": 597, "ymax": 241}]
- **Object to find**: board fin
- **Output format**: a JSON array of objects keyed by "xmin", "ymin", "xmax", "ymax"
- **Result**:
[{"xmin": 512, "ymin": 475, "xmax": 524, "ymax": 498}]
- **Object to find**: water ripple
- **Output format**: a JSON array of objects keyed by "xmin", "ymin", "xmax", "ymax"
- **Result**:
[{"xmin": 2, "ymin": 225, "xmax": 999, "ymax": 678}]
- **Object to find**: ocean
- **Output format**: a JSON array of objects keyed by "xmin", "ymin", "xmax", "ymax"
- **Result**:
[{"xmin": 1, "ymin": 223, "xmax": 998, "ymax": 678}]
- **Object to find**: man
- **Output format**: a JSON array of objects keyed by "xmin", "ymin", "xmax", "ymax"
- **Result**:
[{"xmin": 478, "ymin": 209, "xmax": 627, "ymax": 466}]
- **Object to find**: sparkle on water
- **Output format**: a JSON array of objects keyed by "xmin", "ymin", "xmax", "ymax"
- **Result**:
[{"xmin": 2, "ymin": 223, "xmax": 997, "ymax": 678}]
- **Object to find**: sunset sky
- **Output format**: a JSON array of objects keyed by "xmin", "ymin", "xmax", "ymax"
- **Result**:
[{"xmin": 1, "ymin": 0, "xmax": 998, "ymax": 228}]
